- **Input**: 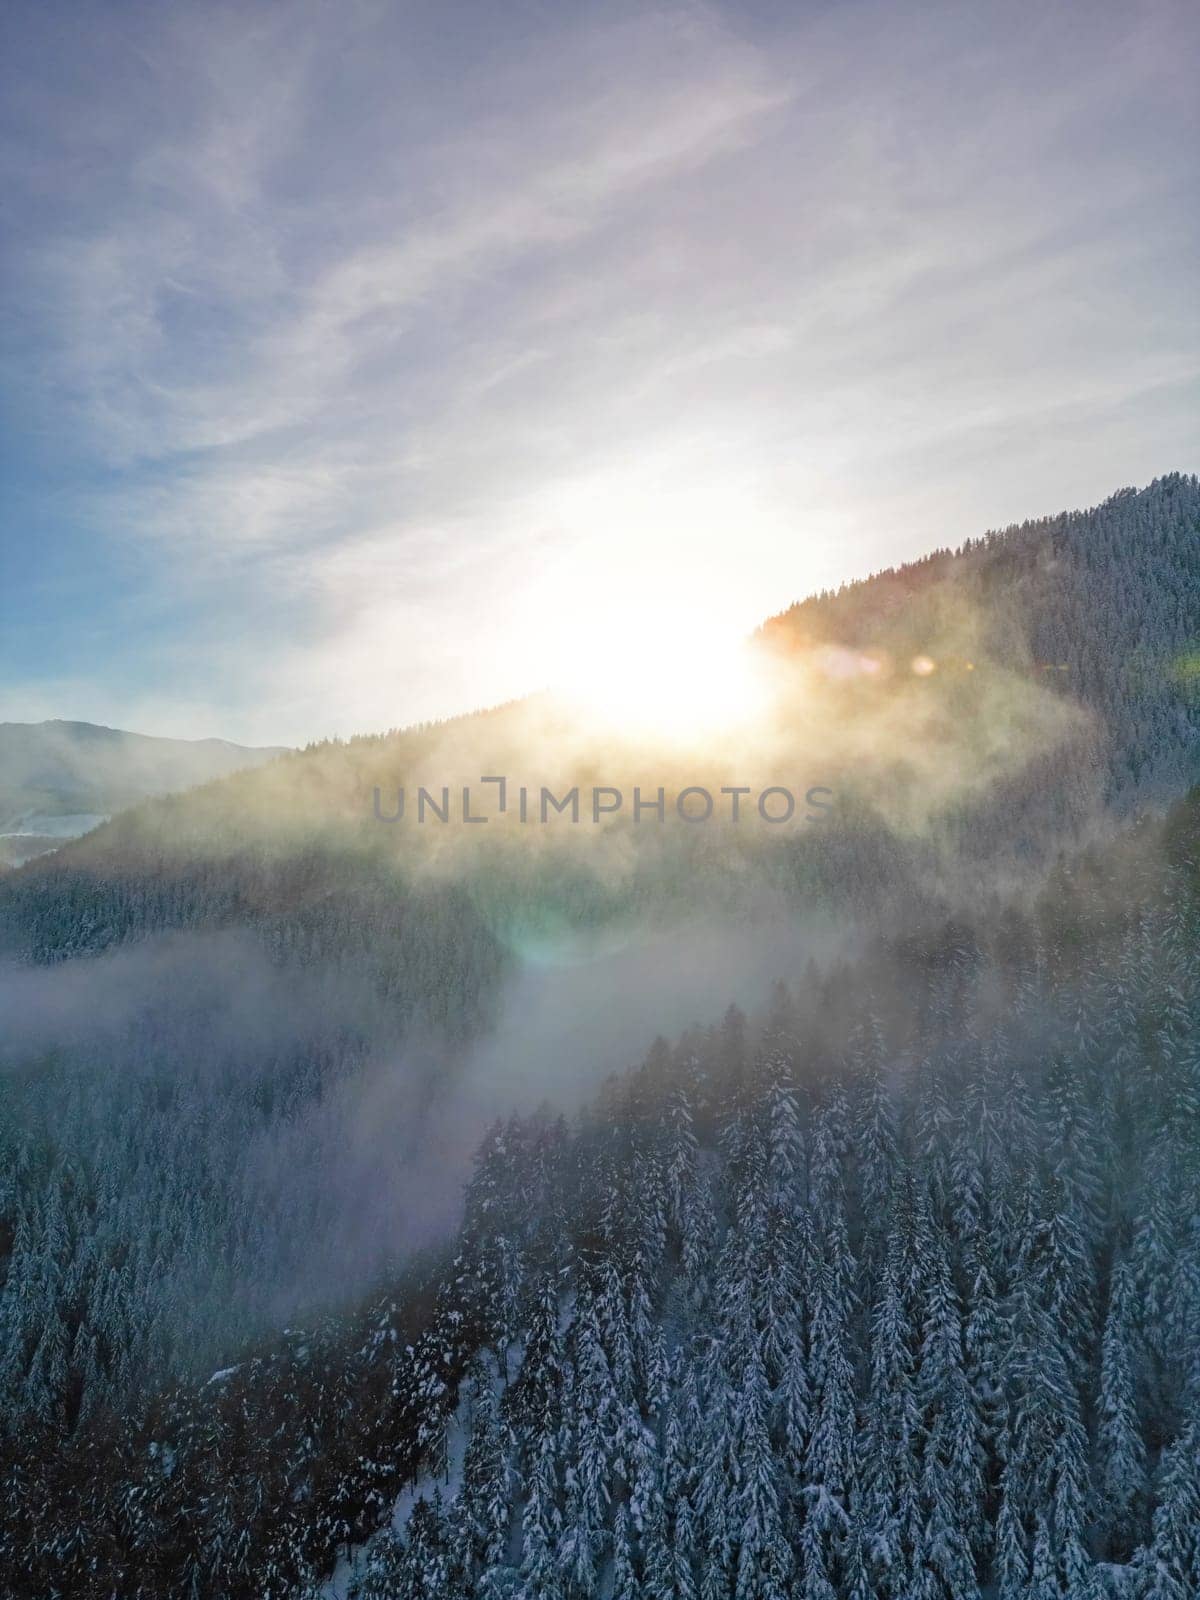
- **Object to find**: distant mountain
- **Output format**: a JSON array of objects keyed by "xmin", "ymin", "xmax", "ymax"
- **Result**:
[{"xmin": 0, "ymin": 719, "xmax": 288, "ymax": 864}]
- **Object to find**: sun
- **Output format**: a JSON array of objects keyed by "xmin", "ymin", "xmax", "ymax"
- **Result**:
[{"xmin": 546, "ymin": 607, "xmax": 770, "ymax": 743}]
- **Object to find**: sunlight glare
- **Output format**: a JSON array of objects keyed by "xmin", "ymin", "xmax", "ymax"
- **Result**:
[{"xmin": 547, "ymin": 607, "xmax": 770, "ymax": 743}]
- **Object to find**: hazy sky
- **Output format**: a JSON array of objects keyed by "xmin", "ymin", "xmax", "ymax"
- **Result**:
[{"xmin": 2, "ymin": 0, "xmax": 1196, "ymax": 746}]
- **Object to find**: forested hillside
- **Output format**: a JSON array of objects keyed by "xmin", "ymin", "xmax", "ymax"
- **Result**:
[
  {"xmin": 331, "ymin": 789, "xmax": 1200, "ymax": 1600},
  {"xmin": 762, "ymin": 474, "xmax": 1200, "ymax": 812},
  {"xmin": 2, "ymin": 781, "xmax": 1198, "ymax": 1598}
]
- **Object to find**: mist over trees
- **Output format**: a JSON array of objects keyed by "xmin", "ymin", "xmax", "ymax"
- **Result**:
[
  {"xmin": 333, "ymin": 790, "xmax": 1200, "ymax": 1600},
  {"xmin": 2, "ymin": 777, "xmax": 1198, "ymax": 1597}
]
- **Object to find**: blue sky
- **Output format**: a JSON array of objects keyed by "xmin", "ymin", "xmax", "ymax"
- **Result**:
[{"xmin": 1, "ymin": 0, "xmax": 1197, "ymax": 746}]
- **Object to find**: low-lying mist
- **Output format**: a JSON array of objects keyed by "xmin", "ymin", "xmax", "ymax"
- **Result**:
[{"xmin": 0, "ymin": 902, "xmax": 844, "ymax": 1382}]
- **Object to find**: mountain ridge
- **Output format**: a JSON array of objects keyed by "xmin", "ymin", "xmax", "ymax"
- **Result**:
[{"xmin": 1, "ymin": 717, "xmax": 288, "ymax": 752}]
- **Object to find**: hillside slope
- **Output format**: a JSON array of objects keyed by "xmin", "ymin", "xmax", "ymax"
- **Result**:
[{"xmin": 3, "ymin": 782, "xmax": 1198, "ymax": 1599}]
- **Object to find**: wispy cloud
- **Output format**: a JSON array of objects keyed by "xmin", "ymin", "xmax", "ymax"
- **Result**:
[{"xmin": 2, "ymin": 0, "xmax": 1197, "ymax": 743}]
